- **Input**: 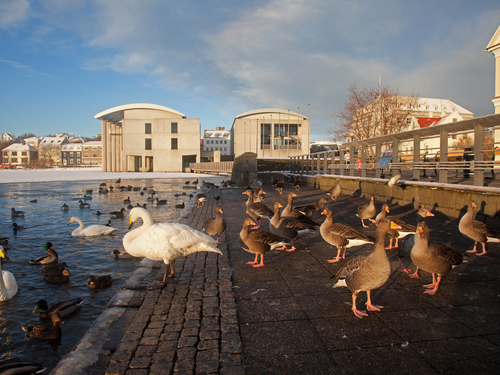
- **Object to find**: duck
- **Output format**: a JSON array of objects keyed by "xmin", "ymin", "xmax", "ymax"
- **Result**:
[
  {"xmin": 326, "ymin": 179, "xmax": 342, "ymax": 201},
  {"xmin": 282, "ymin": 192, "xmax": 319, "ymax": 227},
  {"xmin": 459, "ymin": 200, "xmax": 500, "ymax": 256},
  {"xmin": 88, "ymin": 275, "xmax": 113, "ymax": 289},
  {"xmin": 192, "ymin": 179, "xmax": 199, "ymax": 185},
  {"xmin": 11, "ymin": 207, "xmax": 25, "ymax": 217},
  {"xmin": 155, "ymin": 197, "xmax": 167, "ymax": 205},
  {"xmin": 61, "ymin": 203, "xmax": 69, "ymax": 211},
  {"xmin": 242, "ymin": 189, "xmax": 273, "ymax": 229},
  {"xmin": 111, "ymin": 249, "xmax": 135, "ymax": 260},
  {"xmin": 127, "ymin": 204, "xmax": 134, "ymax": 210},
  {"xmin": 276, "ymin": 179, "xmax": 285, "ymax": 194},
  {"xmin": 136, "ymin": 203, "xmax": 147, "ymax": 208},
  {"xmin": 387, "ymin": 173, "xmax": 401, "ymax": 189},
  {"xmin": 41, "ymin": 261, "xmax": 69, "ymax": 274},
  {"xmin": 175, "ymin": 202, "xmax": 185, "ymax": 209},
  {"xmin": 294, "ymin": 198, "xmax": 329, "ymax": 221},
  {"xmin": 30, "ymin": 199, "xmax": 37, "ymax": 203},
  {"xmin": 202, "ymin": 206, "xmax": 226, "ymax": 244},
  {"xmin": 0, "ymin": 362, "xmax": 46, "ymax": 374},
  {"xmin": 240, "ymin": 217, "xmax": 290, "ymax": 267},
  {"xmin": 269, "ymin": 202, "xmax": 317, "ymax": 252},
  {"xmin": 67, "ymin": 217, "xmax": 117, "ymax": 237},
  {"xmin": 78, "ymin": 200, "xmax": 90, "ymax": 209},
  {"xmin": 83, "ymin": 195, "xmax": 92, "ymax": 200},
  {"xmin": 355, "ymin": 196, "xmax": 376, "ymax": 228},
  {"xmin": 29, "ymin": 242, "xmax": 58, "ymax": 265},
  {"xmin": 374, "ymin": 203, "xmax": 416, "ymax": 249},
  {"xmin": 105, "ymin": 220, "xmax": 113, "ymax": 227},
  {"xmin": 123, "ymin": 208, "xmax": 222, "ymax": 285},
  {"xmin": 33, "ymin": 298, "xmax": 83, "ymax": 320},
  {"xmin": 333, "ymin": 218, "xmax": 401, "ymax": 318},
  {"xmin": 43, "ymin": 269, "xmax": 71, "ymax": 284},
  {"xmin": 0, "ymin": 247, "xmax": 18, "ymax": 301},
  {"xmin": 12, "ymin": 223, "xmax": 25, "ymax": 231},
  {"xmin": 116, "ymin": 178, "xmax": 121, "ymax": 183},
  {"xmin": 411, "ymin": 222, "xmax": 464, "ymax": 295},
  {"xmin": 320, "ymin": 208, "xmax": 375, "ymax": 263},
  {"xmin": 123, "ymin": 197, "xmax": 131, "ymax": 204},
  {"xmin": 294, "ymin": 174, "xmax": 302, "ymax": 191},
  {"xmin": 195, "ymin": 194, "xmax": 207, "ymax": 208},
  {"xmin": 110, "ymin": 208, "xmax": 126, "ymax": 218},
  {"xmin": 22, "ymin": 313, "xmax": 62, "ymax": 340}
]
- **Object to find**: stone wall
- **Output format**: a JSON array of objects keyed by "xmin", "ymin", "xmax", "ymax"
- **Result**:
[{"xmin": 231, "ymin": 152, "xmax": 258, "ymax": 187}]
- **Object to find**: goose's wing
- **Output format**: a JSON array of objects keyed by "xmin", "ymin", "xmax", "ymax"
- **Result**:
[
  {"xmin": 329, "ymin": 223, "xmax": 373, "ymax": 241},
  {"xmin": 429, "ymin": 242, "xmax": 464, "ymax": 266},
  {"xmin": 335, "ymin": 256, "xmax": 368, "ymax": 280},
  {"xmin": 391, "ymin": 218, "xmax": 416, "ymax": 233},
  {"xmin": 472, "ymin": 220, "xmax": 500, "ymax": 239}
]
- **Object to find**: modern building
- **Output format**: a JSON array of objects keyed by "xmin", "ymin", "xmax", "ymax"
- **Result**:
[
  {"xmin": 82, "ymin": 141, "xmax": 102, "ymax": 166},
  {"xmin": 61, "ymin": 143, "xmax": 82, "ymax": 166},
  {"xmin": 230, "ymin": 108, "xmax": 310, "ymax": 158},
  {"xmin": 2, "ymin": 143, "xmax": 37, "ymax": 167},
  {"xmin": 486, "ymin": 24, "xmax": 500, "ymax": 115},
  {"xmin": 38, "ymin": 135, "xmax": 69, "ymax": 166},
  {"xmin": 95, "ymin": 103, "xmax": 200, "ymax": 172}
]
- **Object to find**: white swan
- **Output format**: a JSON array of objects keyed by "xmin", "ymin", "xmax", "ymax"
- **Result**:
[
  {"xmin": 123, "ymin": 208, "xmax": 222, "ymax": 285},
  {"xmin": 68, "ymin": 217, "xmax": 117, "ymax": 237},
  {"xmin": 0, "ymin": 246, "xmax": 18, "ymax": 301}
]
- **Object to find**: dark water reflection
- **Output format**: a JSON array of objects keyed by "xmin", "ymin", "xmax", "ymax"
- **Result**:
[{"xmin": 0, "ymin": 178, "xmax": 197, "ymax": 372}]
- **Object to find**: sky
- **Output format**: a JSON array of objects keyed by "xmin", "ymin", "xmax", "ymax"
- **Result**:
[{"xmin": 0, "ymin": 0, "xmax": 499, "ymax": 142}]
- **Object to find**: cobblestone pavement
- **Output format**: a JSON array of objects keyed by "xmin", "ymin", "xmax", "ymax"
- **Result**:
[{"xmin": 102, "ymin": 180, "xmax": 500, "ymax": 375}]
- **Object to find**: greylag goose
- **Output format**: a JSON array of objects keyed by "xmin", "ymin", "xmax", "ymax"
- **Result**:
[
  {"xmin": 240, "ymin": 217, "xmax": 290, "ymax": 267},
  {"xmin": 294, "ymin": 174, "xmax": 302, "ymax": 191},
  {"xmin": 123, "ymin": 208, "xmax": 222, "ymax": 286},
  {"xmin": 22, "ymin": 313, "xmax": 62, "ymax": 340},
  {"xmin": 0, "ymin": 247, "xmax": 18, "ymax": 301},
  {"xmin": 254, "ymin": 189, "xmax": 266, "ymax": 203},
  {"xmin": 396, "ymin": 207, "xmax": 434, "ymax": 277},
  {"xmin": 276, "ymin": 179, "xmax": 285, "ymax": 194},
  {"xmin": 320, "ymin": 208, "xmax": 375, "ymax": 263},
  {"xmin": 195, "ymin": 193, "xmax": 207, "ymax": 208},
  {"xmin": 269, "ymin": 202, "xmax": 317, "ymax": 252},
  {"xmin": 333, "ymin": 217, "xmax": 400, "ymax": 317},
  {"xmin": 155, "ymin": 197, "xmax": 167, "ymax": 205},
  {"xmin": 202, "ymin": 206, "xmax": 226, "ymax": 244},
  {"xmin": 243, "ymin": 189, "xmax": 273, "ymax": 229},
  {"xmin": 123, "ymin": 197, "xmax": 131, "ymax": 204},
  {"xmin": 459, "ymin": 200, "xmax": 500, "ymax": 256},
  {"xmin": 67, "ymin": 217, "xmax": 117, "ymax": 237},
  {"xmin": 282, "ymin": 192, "xmax": 319, "ymax": 227},
  {"xmin": 411, "ymin": 222, "xmax": 463, "ymax": 295},
  {"xmin": 356, "ymin": 196, "xmax": 376, "ymax": 228},
  {"xmin": 29, "ymin": 242, "xmax": 58, "ymax": 265},
  {"xmin": 374, "ymin": 203, "xmax": 416, "ymax": 249},
  {"xmin": 88, "ymin": 275, "xmax": 113, "ymax": 289},
  {"xmin": 294, "ymin": 198, "xmax": 329, "ymax": 221},
  {"xmin": 326, "ymin": 179, "xmax": 342, "ymax": 201},
  {"xmin": 33, "ymin": 298, "xmax": 83, "ymax": 320}
]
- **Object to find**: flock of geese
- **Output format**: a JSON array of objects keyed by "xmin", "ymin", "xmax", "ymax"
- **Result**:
[{"xmin": 236, "ymin": 177, "xmax": 500, "ymax": 318}]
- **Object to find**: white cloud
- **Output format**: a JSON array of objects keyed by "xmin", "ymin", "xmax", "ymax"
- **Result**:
[{"xmin": 0, "ymin": 0, "xmax": 30, "ymax": 29}]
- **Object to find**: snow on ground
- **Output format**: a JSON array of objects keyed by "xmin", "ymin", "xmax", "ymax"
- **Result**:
[{"xmin": 0, "ymin": 167, "xmax": 227, "ymax": 184}]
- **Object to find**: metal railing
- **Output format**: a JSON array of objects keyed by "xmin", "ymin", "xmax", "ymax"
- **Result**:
[{"xmin": 190, "ymin": 161, "xmax": 234, "ymax": 174}]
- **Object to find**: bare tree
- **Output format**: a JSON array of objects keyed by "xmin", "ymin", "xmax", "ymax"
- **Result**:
[
  {"xmin": 39, "ymin": 145, "xmax": 61, "ymax": 167},
  {"xmin": 331, "ymin": 83, "xmax": 420, "ymax": 142}
]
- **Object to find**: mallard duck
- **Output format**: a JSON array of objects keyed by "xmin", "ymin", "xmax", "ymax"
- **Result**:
[
  {"xmin": 78, "ymin": 200, "xmax": 90, "ymax": 209},
  {"xmin": 195, "ymin": 194, "xmax": 207, "ymax": 208},
  {"xmin": 11, "ymin": 207, "xmax": 25, "ymax": 217},
  {"xmin": 123, "ymin": 197, "xmax": 131, "ymax": 204},
  {"xmin": 333, "ymin": 218, "xmax": 401, "ymax": 318},
  {"xmin": 22, "ymin": 313, "xmax": 62, "ymax": 340},
  {"xmin": 67, "ymin": 217, "xmax": 117, "ymax": 237},
  {"xmin": 0, "ymin": 362, "xmax": 46, "ymax": 374},
  {"xmin": 243, "ymin": 189, "xmax": 273, "ymax": 229},
  {"xmin": 0, "ymin": 247, "xmax": 18, "ymax": 301},
  {"xmin": 41, "ymin": 261, "xmax": 68, "ymax": 274},
  {"xmin": 459, "ymin": 200, "xmax": 500, "ymax": 256},
  {"xmin": 87, "ymin": 275, "xmax": 113, "ymax": 289},
  {"xmin": 355, "ymin": 196, "xmax": 376, "ymax": 228},
  {"xmin": 33, "ymin": 298, "xmax": 83, "ymax": 320},
  {"xmin": 202, "ymin": 206, "xmax": 226, "ymax": 244},
  {"xmin": 326, "ymin": 179, "xmax": 342, "ymax": 201},
  {"xmin": 155, "ymin": 198, "xmax": 167, "ymax": 205},
  {"xmin": 110, "ymin": 208, "xmax": 126, "ymax": 218},
  {"xmin": 111, "ymin": 249, "xmax": 135, "ymax": 260},
  {"xmin": 12, "ymin": 223, "xmax": 25, "ymax": 230},
  {"xmin": 43, "ymin": 269, "xmax": 71, "ymax": 284},
  {"xmin": 29, "ymin": 242, "xmax": 58, "ymax": 265},
  {"xmin": 61, "ymin": 203, "xmax": 69, "ymax": 211},
  {"xmin": 123, "ymin": 208, "xmax": 221, "ymax": 285}
]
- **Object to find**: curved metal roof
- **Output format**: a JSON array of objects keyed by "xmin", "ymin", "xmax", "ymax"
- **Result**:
[
  {"xmin": 94, "ymin": 103, "xmax": 186, "ymax": 124},
  {"xmin": 235, "ymin": 108, "xmax": 308, "ymax": 120}
]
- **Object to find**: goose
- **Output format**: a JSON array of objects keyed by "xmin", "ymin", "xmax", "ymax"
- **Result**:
[
  {"xmin": 99, "ymin": 183, "xmax": 107, "ymax": 187},
  {"xmin": 110, "ymin": 208, "xmax": 126, "ymax": 218},
  {"xmin": 253, "ymin": 186, "xmax": 264, "ymax": 201},
  {"xmin": 459, "ymin": 200, "xmax": 500, "ymax": 256},
  {"xmin": 33, "ymin": 298, "xmax": 83, "ymax": 320},
  {"xmin": 175, "ymin": 202, "xmax": 185, "ymax": 209},
  {"xmin": 123, "ymin": 208, "xmax": 222, "ymax": 285},
  {"xmin": 116, "ymin": 178, "xmax": 121, "ymax": 183},
  {"xmin": 88, "ymin": 275, "xmax": 113, "ymax": 289},
  {"xmin": 192, "ymin": 179, "xmax": 199, "ymax": 185},
  {"xmin": 22, "ymin": 313, "xmax": 62, "ymax": 340},
  {"xmin": 127, "ymin": 204, "xmax": 134, "ymax": 210},
  {"xmin": 294, "ymin": 174, "xmax": 302, "ymax": 191},
  {"xmin": 276, "ymin": 179, "xmax": 285, "ymax": 194},
  {"xmin": 78, "ymin": 200, "xmax": 90, "ymax": 209},
  {"xmin": 269, "ymin": 202, "xmax": 317, "ymax": 252},
  {"xmin": 374, "ymin": 203, "xmax": 416, "ymax": 249},
  {"xmin": 240, "ymin": 217, "xmax": 290, "ymax": 267},
  {"xmin": 333, "ymin": 218, "xmax": 401, "ymax": 318},
  {"xmin": 242, "ymin": 189, "xmax": 273, "ymax": 229},
  {"xmin": 0, "ymin": 362, "xmax": 46, "ymax": 374},
  {"xmin": 411, "ymin": 222, "xmax": 464, "ymax": 295},
  {"xmin": 111, "ymin": 249, "xmax": 135, "ymax": 260},
  {"xmin": 222, "ymin": 180, "xmax": 235, "ymax": 187},
  {"xmin": 282, "ymin": 192, "xmax": 319, "ymax": 227},
  {"xmin": 11, "ymin": 207, "xmax": 25, "ymax": 217},
  {"xmin": 387, "ymin": 173, "xmax": 401, "ymax": 189},
  {"xmin": 29, "ymin": 242, "xmax": 58, "ymax": 265},
  {"xmin": 43, "ymin": 269, "xmax": 71, "ymax": 284},
  {"xmin": 356, "ymin": 196, "xmax": 376, "ymax": 227},
  {"xmin": 67, "ymin": 217, "xmax": 117, "ymax": 237},
  {"xmin": 294, "ymin": 198, "xmax": 328, "ymax": 221},
  {"xmin": 123, "ymin": 197, "xmax": 131, "ymax": 204},
  {"xmin": 195, "ymin": 193, "xmax": 207, "ymax": 208},
  {"xmin": 320, "ymin": 208, "xmax": 375, "ymax": 263},
  {"xmin": 155, "ymin": 197, "xmax": 167, "ymax": 205},
  {"xmin": 253, "ymin": 189, "xmax": 266, "ymax": 203},
  {"xmin": 136, "ymin": 203, "xmax": 147, "ymax": 208},
  {"xmin": 326, "ymin": 179, "xmax": 342, "ymax": 201},
  {"xmin": 0, "ymin": 247, "xmax": 18, "ymax": 301},
  {"xmin": 202, "ymin": 206, "xmax": 226, "ymax": 244},
  {"xmin": 61, "ymin": 203, "xmax": 69, "ymax": 211}
]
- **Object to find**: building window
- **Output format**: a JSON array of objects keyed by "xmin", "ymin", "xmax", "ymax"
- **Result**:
[
  {"xmin": 224, "ymin": 147, "xmax": 227, "ymax": 151},
  {"xmin": 171, "ymin": 138, "xmax": 178, "ymax": 149},
  {"xmin": 224, "ymin": 140, "xmax": 227, "ymax": 144},
  {"xmin": 145, "ymin": 123, "xmax": 152, "ymax": 134},
  {"xmin": 171, "ymin": 123, "xmax": 178, "ymax": 133},
  {"xmin": 215, "ymin": 140, "xmax": 218, "ymax": 144},
  {"xmin": 22, "ymin": 152, "xmax": 27, "ymax": 156},
  {"xmin": 261, "ymin": 124, "xmax": 271, "ymax": 149},
  {"xmin": 145, "ymin": 138, "xmax": 152, "ymax": 150}
]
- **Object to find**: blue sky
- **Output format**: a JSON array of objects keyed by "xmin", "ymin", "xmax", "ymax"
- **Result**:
[{"xmin": 0, "ymin": 0, "xmax": 499, "ymax": 142}]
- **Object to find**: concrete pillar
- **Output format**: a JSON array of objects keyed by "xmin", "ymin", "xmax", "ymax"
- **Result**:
[
  {"xmin": 439, "ymin": 130, "xmax": 448, "ymax": 184},
  {"xmin": 361, "ymin": 145, "xmax": 367, "ymax": 178},
  {"xmin": 111, "ymin": 123, "xmax": 116, "ymax": 172},
  {"xmin": 101, "ymin": 120, "xmax": 107, "ymax": 172},
  {"xmin": 349, "ymin": 145, "xmax": 354, "ymax": 176},
  {"xmin": 413, "ymin": 135, "xmax": 421, "ymax": 181},
  {"xmin": 106, "ymin": 121, "xmax": 112, "ymax": 172},
  {"xmin": 474, "ymin": 124, "xmax": 484, "ymax": 186},
  {"xmin": 323, "ymin": 152, "xmax": 328, "ymax": 175},
  {"xmin": 375, "ymin": 141, "xmax": 381, "ymax": 178}
]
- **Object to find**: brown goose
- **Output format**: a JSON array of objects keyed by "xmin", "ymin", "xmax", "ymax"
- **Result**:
[
  {"xmin": 203, "ymin": 206, "xmax": 226, "ymax": 244},
  {"xmin": 195, "ymin": 193, "xmax": 207, "ymax": 208},
  {"xmin": 243, "ymin": 189, "xmax": 273, "ymax": 229},
  {"xmin": 282, "ymin": 192, "xmax": 319, "ymax": 227},
  {"xmin": 459, "ymin": 200, "xmax": 500, "ymax": 256},
  {"xmin": 356, "ymin": 196, "xmax": 376, "ymax": 228},
  {"xmin": 254, "ymin": 189, "xmax": 266, "ymax": 203},
  {"xmin": 411, "ymin": 222, "xmax": 463, "ymax": 295},
  {"xmin": 333, "ymin": 218, "xmax": 401, "ymax": 318},
  {"xmin": 374, "ymin": 203, "xmax": 416, "ymax": 249},
  {"xmin": 326, "ymin": 179, "xmax": 342, "ymax": 201},
  {"xmin": 396, "ymin": 207, "xmax": 435, "ymax": 277},
  {"xmin": 240, "ymin": 217, "xmax": 290, "ymax": 267},
  {"xmin": 320, "ymin": 208, "xmax": 375, "ymax": 263},
  {"xmin": 270, "ymin": 202, "xmax": 317, "ymax": 252},
  {"xmin": 294, "ymin": 197, "xmax": 329, "ymax": 221}
]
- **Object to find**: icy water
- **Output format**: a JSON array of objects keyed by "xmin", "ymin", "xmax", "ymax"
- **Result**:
[{"xmin": 0, "ymin": 178, "xmax": 200, "ymax": 372}]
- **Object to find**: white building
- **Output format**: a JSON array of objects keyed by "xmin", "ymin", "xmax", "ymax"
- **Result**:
[
  {"xmin": 2, "ymin": 143, "xmax": 37, "ymax": 166},
  {"xmin": 203, "ymin": 127, "xmax": 231, "ymax": 155}
]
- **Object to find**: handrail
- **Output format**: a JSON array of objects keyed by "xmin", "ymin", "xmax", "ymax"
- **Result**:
[{"xmin": 190, "ymin": 161, "xmax": 234, "ymax": 174}]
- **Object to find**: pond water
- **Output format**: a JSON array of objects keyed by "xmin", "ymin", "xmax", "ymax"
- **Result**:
[{"xmin": 0, "ymin": 177, "xmax": 199, "ymax": 372}]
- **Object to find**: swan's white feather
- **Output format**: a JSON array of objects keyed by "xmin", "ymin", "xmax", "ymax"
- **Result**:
[{"xmin": 69, "ymin": 217, "xmax": 117, "ymax": 237}]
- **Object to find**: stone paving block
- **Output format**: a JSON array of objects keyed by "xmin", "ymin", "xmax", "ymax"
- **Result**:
[
  {"xmin": 148, "ymin": 320, "xmax": 166, "ymax": 329},
  {"xmin": 135, "ymin": 345, "xmax": 156, "ymax": 357},
  {"xmin": 221, "ymin": 341, "xmax": 242, "ymax": 354},
  {"xmin": 115, "ymin": 341, "xmax": 139, "ymax": 356},
  {"xmin": 178, "ymin": 336, "xmax": 198, "ymax": 348},
  {"xmin": 221, "ymin": 332, "xmax": 240, "ymax": 343},
  {"xmin": 152, "ymin": 351, "xmax": 175, "ymax": 363},
  {"xmin": 197, "ymin": 339, "xmax": 219, "ymax": 351},
  {"xmin": 201, "ymin": 317, "xmax": 219, "ymax": 326},
  {"xmin": 160, "ymin": 331, "xmax": 180, "ymax": 341},
  {"xmin": 105, "ymin": 360, "xmax": 129, "ymax": 375},
  {"xmin": 139, "ymin": 336, "xmax": 159, "ymax": 346},
  {"xmin": 129, "ymin": 356, "xmax": 151, "ymax": 369},
  {"xmin": 185, "ymin": 311, "xmax": 201, "ymax": 320},
  {"xmin": 121, "ymin": 332, "xmax": 142, "ymax": 342},
  {"xmin": 178, "ymin": 347, "xmax": 197, "ymax": 360},
  {"xmin": 196, "ymin": 348, "xmax": 219, "ymax": 362},
  {"xmin": 183, "ymin": 319, "xmax": 201, "ymax": 328},
  {"xmin": 163, "ymin": 323, "xmax": 183, "ymax": 332},
  {"xmin": 203, "ymin": 307, "xmax": 221, "ymax": 317},
  {"xmin": 221, "ymin": 324, "xmax": 238, "ymax": 333},
  {"xmin": 156, "ymin": 340, "xmax": 178, "ymax": 352},
  {"xmin": 125, "ymin": 369, "xmax": 149, "ymax": 375},
  {"xmin": 220, "ymin": 353, "xmax": 242, "ymax": 366},
  {"xmin": 166, "ymin": 316, "xmax": 184, "ymax": 324},
  {"xmin": 174, "ymin": 358, "xmax": 195, "ymax": 372},
  {"xmin": 195, "ymin": 360, "xmax": 219, "ymax": 374},
  {"xmin": 149, "ymin": 362, "xmax": 173, "ymax": 375},
  {"xmin": 181, "ymin": 327, "xmax": 199, "ymax": 337},
  {"xmin": 144, "ymin": 327, "xmax": 163, "ymax": 337},
  {"xmin": 199, "ymin": 329, "xmax": 220, "ymax": 341}
]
